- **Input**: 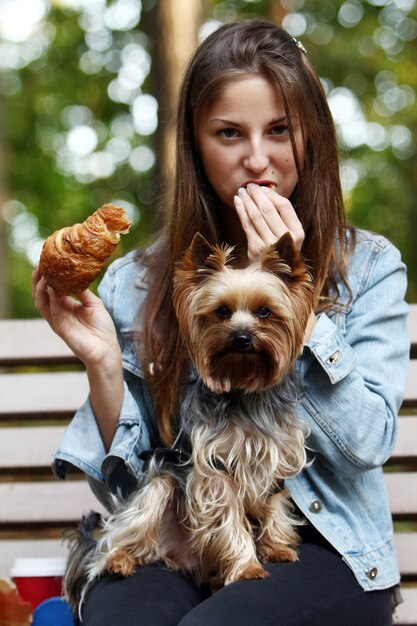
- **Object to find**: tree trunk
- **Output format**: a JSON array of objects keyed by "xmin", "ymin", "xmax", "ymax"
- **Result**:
[
  {"xmin": 268, "ymin": 0, "xmax": 288, "ymax": 24},
  {"xmin": 148, "ymin": 0, "xmax": 205, "ymax": 193}
]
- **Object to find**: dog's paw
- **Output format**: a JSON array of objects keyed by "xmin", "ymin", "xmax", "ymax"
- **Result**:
[
  {"xmin": 230, "ymin": 560, "xmax": 269, "ymax": 583},
  {"xmin": 258, "ymin": 543, "xmax": 298, "ymax": 564},
  {"xmin": 107, "ymin": 550, "xmax": 137, "ymax": 577}
]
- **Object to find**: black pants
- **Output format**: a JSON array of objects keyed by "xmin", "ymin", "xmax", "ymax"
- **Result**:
[{"xmin": 82, "ymin": 526, "xmax": 393, "ymax": 625}]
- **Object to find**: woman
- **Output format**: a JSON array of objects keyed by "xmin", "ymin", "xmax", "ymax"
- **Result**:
[{"xmin": 33, "ymin": 19, "xmax": 409, "ymax": 625}]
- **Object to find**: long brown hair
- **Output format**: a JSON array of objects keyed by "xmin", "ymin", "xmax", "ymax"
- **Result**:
[{"xmin": 138, "ymin": 19, "xmax": 352, "ymax": 445}]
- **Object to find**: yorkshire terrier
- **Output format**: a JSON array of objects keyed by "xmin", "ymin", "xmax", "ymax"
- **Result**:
[{"xmin": 64, "ymin": 231, "xmax": 315, "ymax": 614}]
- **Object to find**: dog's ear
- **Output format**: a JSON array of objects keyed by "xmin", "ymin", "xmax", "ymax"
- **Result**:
[
  {"xmin": 261, "ymin": 232, "xmax": 312, "ymax": 288},
  {"xmin": 187, "ymin": 232, "xmax": 216, "ymax": 268},
  {"xmin": 173, "ymin": 234, "xmax": 234, "ymax": 314},
  {"xmin": 273, "ymin": 232, "xmax": 299, "ymax": 269},
  {"xmin": 182, "ymin": 232, "xmax": 234, "ymax": 275}
]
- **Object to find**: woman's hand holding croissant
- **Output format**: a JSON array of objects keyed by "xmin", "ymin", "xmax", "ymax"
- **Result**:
[{"xmin": 31, "ymin": 204, "xmax": 131, "ymax": 451}]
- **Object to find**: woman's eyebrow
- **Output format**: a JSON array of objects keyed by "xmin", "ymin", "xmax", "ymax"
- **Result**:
[
  {"xmin": 208, "ymin": 115, "xmax": 288, "ymax": 125},
  {"xmin": 208, "ymin": 118, "xmax": 241, "ymax": 125},
  {"xmin": 269, "ymin": 116, "xmax": 288, "ymax": 124}
]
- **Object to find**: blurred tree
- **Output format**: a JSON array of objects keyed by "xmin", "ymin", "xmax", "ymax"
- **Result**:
[
  {"xmin": 0, "ymin": 0, "xmax": 416, "ymax": 318},
  {"xmin": 298, "ymin": 0, "xmax": 417, "ymax": 301},
  {"xmin": 1, "ymin": 0, "xmax": 158, "ymax": 316},
  {"xmin": 0, "ymin": 95, "xmax": 10, "ymax": 317}
]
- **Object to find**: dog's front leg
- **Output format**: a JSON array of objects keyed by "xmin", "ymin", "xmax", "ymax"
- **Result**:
[
  {"xmin": 256, "ymin": 489, "xmax": 300, "ymax": 564},
  {"xmin": 186, "ymin": 470, "xmax": 268, "ymax": 587},
  {"xmin": 90, "ymin": 475, "xmax": 178, "ymax": 580}
]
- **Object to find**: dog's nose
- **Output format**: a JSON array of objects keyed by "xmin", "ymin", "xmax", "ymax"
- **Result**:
[{"xmin": 232, "ymin": 332, "xmax": 252, "ymax": 351}]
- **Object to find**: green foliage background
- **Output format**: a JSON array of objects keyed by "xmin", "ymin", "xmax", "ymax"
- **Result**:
[{"xmin": 1, "ymin": 0, "xmax": 416, "ymax": 318}]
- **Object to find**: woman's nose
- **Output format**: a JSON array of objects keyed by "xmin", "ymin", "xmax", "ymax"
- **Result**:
[{"xmin": 243, "ymin": 143, "xmax": 269, "ymax": 173}]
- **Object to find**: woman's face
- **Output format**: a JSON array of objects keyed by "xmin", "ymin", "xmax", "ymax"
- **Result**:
[{"xmin": 197, "ymin": 74, "xmax": 304, "ymax": 210}]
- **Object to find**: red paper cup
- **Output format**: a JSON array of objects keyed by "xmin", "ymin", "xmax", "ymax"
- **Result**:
[{"xmin": 11, "ymin": 557, "xmax": 67, "ymax": 609}]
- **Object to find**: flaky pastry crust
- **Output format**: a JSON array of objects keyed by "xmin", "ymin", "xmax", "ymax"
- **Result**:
[{"xmin": 39, "ymin": 204, "xmax": 132, "ymax": 296}]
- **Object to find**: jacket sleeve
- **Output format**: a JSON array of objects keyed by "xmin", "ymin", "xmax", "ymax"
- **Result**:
[{"xmin": 296, "ymin": 238, "xmax": 409, "ymax": 475}]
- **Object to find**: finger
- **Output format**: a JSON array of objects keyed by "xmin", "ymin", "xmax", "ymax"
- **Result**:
[
  {"xmin": 238, "ymin": 187, "xmax": 281, "ymax": 244},
  {"xmin": 246, "ymin": 184, "xmax": 305, "ymax": 249},
  {"xmin": 268, "ymin": 190, "xmax": 302, "ymax": 232},
  {"xmin": 33, "ymin": 276, "xmax": 54, "ymax": 325},
  {"xmin": 31, "ymin": 266, "xmax": 41, "ymax": 299},
  {"xmin": 76, "ymin": 288, "xmax": 102, "ymax": 308},
  {"xmin": 245, "ymin": 185, "xmax": 289, "ymax": 239},
  {"xmin": 44, "ymin": 287, "xmax": 86, "ymax": 351},
  {"xmin": 46, "ymin": 286, "xmax": 77, "ymax": 319},
  {"xmin": 235, "ymin": 194, "xmax": 276, "ymax": 262},
  {"xmin": 235, "ymin": 193, "xmax": 272, "ymax": 252},
  {"xmin": 259, "ymin": 187, "xmax": 305, "ymax": 247},
  {"xmin": 234, "ymin": 194, "xmax": 252, "ymax": 233},
  {"xmin": 34, "ymin": 275, "xmax": 47, "ymax": 308}
]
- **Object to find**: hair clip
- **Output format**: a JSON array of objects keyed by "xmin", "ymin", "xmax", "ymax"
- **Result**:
[{"xmin": 292, "ymin": 37, "xmax": 307, "ymax": 54}]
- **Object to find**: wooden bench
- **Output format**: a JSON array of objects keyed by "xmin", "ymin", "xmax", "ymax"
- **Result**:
[
  {"xmin": 0, "ymin": 319, "xmax": 106, "ymax": 579},
  {"xmin": 0, "ymin": 309, "xmax": 416, "ymax": 624}
]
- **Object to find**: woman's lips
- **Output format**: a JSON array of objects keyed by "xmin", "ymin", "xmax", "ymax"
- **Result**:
[{"xmin": 242, "ymin": 180, "xmax": 277, "ymax": 190}]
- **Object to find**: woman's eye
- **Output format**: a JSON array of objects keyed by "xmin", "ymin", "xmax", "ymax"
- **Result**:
[
  {"xmin": 217, "ymin": 128, "xmax": 239, "ymax": 138},
  {"xmin": 269, "ymin": 125, "xmax": 289, "ymax": 136},
  {"xmin": 256, "ymin": 307, "xmax": 270, "ymax": 319},
  {"xmin": 215, "ymin": 306, "xmax": 232, "ymax": 319}
]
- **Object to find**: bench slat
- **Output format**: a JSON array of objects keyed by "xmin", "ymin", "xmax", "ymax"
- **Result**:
[
  {"xmin": 0, "ymin": 482, "xmax": 106, "ymax": 524},
  {"xmin": 0, "ymin": 319, "xmax": 77, "ymax": 365},
  {"xmin": 404, "ymin": 360, "xmax": 417, "ymax": 404},
  {"xmin": 0, "ymin": 540, "xmax": 69, "ymax": 578},
  {"xmin": 394, "ymin": 534, "xmax": 417, "ymax": 577},
  {"xmin": 0, "ymin": 364, "xmax": 414, "ymax": 419},
  {"xmin": 385, "ymin": 473, "xmax": 417, "ymax": 516},
  {"xmin": 0, "ymin": 371, "xmax": 89, "ymax": 417},
  {"xmin": 0, "ymin": 426, "xmax": 65, "ymax": 469},
  {"xmin": 408, "ymin": 304, "xmax": 417, "ymax": 344},
  {"xmin": 0, "ymin": 417, "xmax": 415, "ymax": 472},
  {"xmin": 394, "ymin": 588, "xmax": 417, "ymax": 625},
  {"xmin": 393, "ymin": 416, "xmax": 417, "ymax": 460},
  {"xmin": 0, "ymin": 303, "xmax": 414, "ymax": 365},
  {"xmin": 1, "ymin": 474, "xmax": 415, "ymax": 523},
  {"xmin": 391, "ymin": 417, "xmax": 417, "ymax": 459}
]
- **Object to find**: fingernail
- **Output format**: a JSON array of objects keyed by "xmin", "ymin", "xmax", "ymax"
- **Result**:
[
  {"xmin": 261, "ymin": 186, "xmax": 272, "ymax": 193},
  {"xmin": 234, "ymin": 195, "xmax": 243, "ymax": 205},
  {"xmin": 238, "ymin": 187, "xmax": 248, "ymax": 196},
  {"xmin": 246, "ymin": 183, "xmax": 257, "ymax": 190}
]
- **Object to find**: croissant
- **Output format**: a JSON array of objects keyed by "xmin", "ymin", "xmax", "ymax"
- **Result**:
[{"xmin": 39, "ymin": 203, "xmax": 132, "ymax": 296}]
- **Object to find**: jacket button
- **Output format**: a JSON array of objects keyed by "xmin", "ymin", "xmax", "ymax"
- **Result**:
[
  {"xmin": 309, "ymin": 499, "xmax": 323, "ymax": 513},
  {"xmin": 326, "ymin": 350, "xmax": 340, "ymax": 365},
  {"xmin": 366, "ymin": 567, "xmax": 378, "ymax": 580}
]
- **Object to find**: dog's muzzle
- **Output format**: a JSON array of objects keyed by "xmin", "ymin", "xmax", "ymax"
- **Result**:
[{"xmin": 231, "ymin": 332, "xmax": 253, "ymax": 352}]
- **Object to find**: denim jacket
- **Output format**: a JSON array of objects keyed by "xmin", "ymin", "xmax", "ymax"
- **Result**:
[{"xmin": 53, "ymin": 229, "xmax": 409, "ymax": 592}]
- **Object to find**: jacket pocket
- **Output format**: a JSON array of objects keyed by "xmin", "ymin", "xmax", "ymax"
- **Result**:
[{"xmin": 120, "ymin": 329, "xmax": 144, "ymax": 377}]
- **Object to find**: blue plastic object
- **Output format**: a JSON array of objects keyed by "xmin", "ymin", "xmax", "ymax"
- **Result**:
[{"xmin": 32, "ymin": 596, "xmax": 74, "ymax": 626}]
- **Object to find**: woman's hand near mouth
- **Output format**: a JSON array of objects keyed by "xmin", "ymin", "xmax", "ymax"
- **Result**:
[{"xmin": 234, "ymin": 183, "xmax": 305, "ymax": 263}]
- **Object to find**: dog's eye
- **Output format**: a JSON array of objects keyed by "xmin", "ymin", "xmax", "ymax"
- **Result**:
[
  {"xmin": 215, "ymin": 306, "xmax": 232, "ymax": 319},
  {"xmin": 256, "ymin": 307, "xmax": 270, "ymax": 319}
]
